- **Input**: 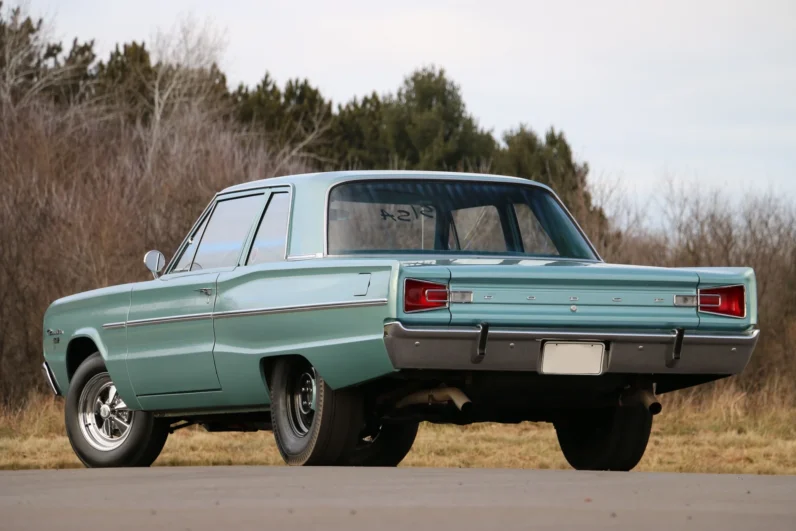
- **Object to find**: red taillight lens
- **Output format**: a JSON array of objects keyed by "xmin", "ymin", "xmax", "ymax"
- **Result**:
[
  {"xmin": 404, "ymin": 279, "xmax": 449, "ymax": 313},
  {"xmin": 699, "ymin": 285, "xmax": 746, "ymax": 318}
]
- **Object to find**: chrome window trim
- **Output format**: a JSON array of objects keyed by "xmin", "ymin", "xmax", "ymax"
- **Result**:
[
  {"xmin": 102, "ymin": 299, "xmax": 388, "ymax": 329},
  {"xmin": 243, "ymin": 186, "xmax": 294, "ymax": 266},
  {"xmin": 191, "ymin": 191, "xmax": 268, "ymax": 272},
  {"xmin": 287, "ymin": 253, "xmax": 323, "ymax": 261},
  {"xmin": 322, "ymin": 176, "xmax": 603, "ymax": 261},
  {"xmin": 283, "ymin": 185, "xmax": 295, "ymax": 261},
  {"xmin": 697, "ymin": 284, "xmax": 747, "ymax": 319},
  {"xmin": 164, "ymin": 198, "xmax": 216, "ymax": 275}
]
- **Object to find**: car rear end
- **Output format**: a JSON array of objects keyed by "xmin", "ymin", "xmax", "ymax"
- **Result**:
[
  {"xmin": 386, "ymin": 261, "xmax": 758, "ymax": 387},
  {"xmin": 326, "ymin": 173, "xmax": 759, "ymax": 471}
]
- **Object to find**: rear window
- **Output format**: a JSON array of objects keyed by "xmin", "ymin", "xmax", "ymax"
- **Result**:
[{"xmin": 327, "ymin": 180, "xmax": 597, "ymax": 259}]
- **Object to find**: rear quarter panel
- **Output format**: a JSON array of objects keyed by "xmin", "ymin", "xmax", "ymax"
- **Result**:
[{"xmin": 212, "ymin": 258, "xmax": 399, "ymax": 403}]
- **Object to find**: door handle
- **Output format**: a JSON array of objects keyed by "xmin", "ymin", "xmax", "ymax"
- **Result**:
[{"xmin": 195, "ymin": 288, "xmax": 213, "ymax": 296}]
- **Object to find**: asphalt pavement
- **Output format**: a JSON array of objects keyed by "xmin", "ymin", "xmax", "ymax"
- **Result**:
[{"xmin": 1, "ymin": 467, "xmax": 794, "ymax": 530}]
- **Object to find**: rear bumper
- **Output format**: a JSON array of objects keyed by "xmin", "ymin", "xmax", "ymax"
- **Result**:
[
  {"xmin": 42, "ymin": 361, "xmax": 61, "ymax": 396},
  {"xmin": 383, "ymin": 322, "xmax": 759, "ymax": 375}
]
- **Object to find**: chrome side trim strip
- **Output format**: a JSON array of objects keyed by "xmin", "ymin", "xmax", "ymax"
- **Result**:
[
  {"xmin": 125, "ymin": 312, "xmax": 213, "ymax": 328},
  {"xmin": 213, "ymin": 298, "xmax": 389, "ymax": 319},
  {"xmin": 287, "ymin": 253, "xmax": 323, "ymax": 261},
  {"xmin": 42, "ymin": 361, "xmax": 61, "ymax": 396},
  {"xmin": 103, "ymin": 299, "xmax": 389, "ymax": 329}
]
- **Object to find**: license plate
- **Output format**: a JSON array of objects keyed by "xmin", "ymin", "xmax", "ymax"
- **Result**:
[{"xmin": 541, "ymin": 342, "xmax": 605, "ymax": 375}]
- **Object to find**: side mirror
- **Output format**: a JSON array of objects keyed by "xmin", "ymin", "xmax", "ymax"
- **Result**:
[{"xmin": 143, "ymin": 250, "xmax": 166, "ymax": 279}]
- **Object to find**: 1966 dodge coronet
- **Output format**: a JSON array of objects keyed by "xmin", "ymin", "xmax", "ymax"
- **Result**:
[{"xmin": 42, "ymin": 171, "xmax": 759, "ymax": 470}]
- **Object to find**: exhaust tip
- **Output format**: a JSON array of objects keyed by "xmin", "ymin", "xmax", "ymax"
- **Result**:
[
  {"xmin": 460, "ymin": 401, "xmax": 474, "ymax": 415},
  {"xmin": 649, "ymin": 401, "xmax": 662, "ymax": 416}
]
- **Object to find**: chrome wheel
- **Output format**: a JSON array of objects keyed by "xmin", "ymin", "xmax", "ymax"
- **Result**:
[
  {"xmin": 287, "ymin": 370, "xmax": 316, "ymax": 437},
  {"xmin": 77, "ymin": 373, "xmax": 134, "ymax": 451}
]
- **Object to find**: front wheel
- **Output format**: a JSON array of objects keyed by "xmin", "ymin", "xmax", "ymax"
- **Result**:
[
  {"xmin": 65, "ymin": 353, "xmax": 169, "ymax": 468},
  {"xmin": 269, "ymin": 358, "xmax": 363, "ymax": 466},
  {"xmin": 553, "ymin": 404, "xmax": 652, "ymax": 471}
]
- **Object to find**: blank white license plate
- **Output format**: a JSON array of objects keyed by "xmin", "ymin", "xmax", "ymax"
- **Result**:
[{"xmin": 541, "ymin": 342, "xmax": 605, "ymax": 375}]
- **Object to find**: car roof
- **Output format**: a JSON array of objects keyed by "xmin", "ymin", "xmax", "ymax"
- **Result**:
[{"xmin": 218, "ymin": 170, "xmax": 553, "ymax": 195}]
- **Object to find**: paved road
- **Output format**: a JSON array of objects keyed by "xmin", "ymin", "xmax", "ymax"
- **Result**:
[{"xmin": 1, "ymin": 467, "xmax": 794, "ymax": 530}]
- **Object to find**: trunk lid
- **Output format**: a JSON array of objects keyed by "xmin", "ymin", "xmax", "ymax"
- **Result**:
[{"xmin": 443, "ymin": 258, "xmax": 701, "ymax": 329}]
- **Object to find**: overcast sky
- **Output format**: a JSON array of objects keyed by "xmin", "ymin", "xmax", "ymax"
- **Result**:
[{"xmin": 36, "ymin": 0, "xmax": 796, "ymax": 211}]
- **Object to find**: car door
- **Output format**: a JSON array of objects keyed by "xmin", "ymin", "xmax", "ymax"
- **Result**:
[
  {"xmin": 125, "ymin": 192, "xmax": 267, "ymax": 396},
  {"xmin": 212, "ymin": 189, "xmax": 292, "ymax": 404}
]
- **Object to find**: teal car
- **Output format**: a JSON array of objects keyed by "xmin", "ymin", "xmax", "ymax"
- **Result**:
[{"xmin": 42, "ymin": 171, "xmax": 759, "ymax": 470}]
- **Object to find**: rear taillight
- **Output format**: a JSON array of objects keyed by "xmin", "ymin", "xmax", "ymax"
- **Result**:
[
  {"xmin": 404, "ymin": 279, "xmax": 449, "ymax": 313},
  {"xmin": 698, "ymin": 285, "xmax": 746, "ymax": 318}
]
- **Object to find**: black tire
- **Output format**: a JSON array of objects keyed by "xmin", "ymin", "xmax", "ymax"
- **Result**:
[
  {"xmin": 65, "ymin": 353, "xmax": 169, "ymax": 468},
  {"xmin": 341, "ymin": 422, "xmax": 419, "ymax": 467},
  {"xmin": 554, "ymin": 404, "xmax": 652, "ymax": 471},
  {"xmin": 269, "ymin": 358, "xmax": 363, "ymax": 466}
]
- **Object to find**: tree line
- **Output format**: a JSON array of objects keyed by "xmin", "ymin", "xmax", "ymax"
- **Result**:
[{"xmin": 0, "ymin": 3, "xmax": 793, "ymax": 406}]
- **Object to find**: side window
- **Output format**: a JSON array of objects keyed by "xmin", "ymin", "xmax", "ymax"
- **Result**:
[
  {"xmin": 450, "ymin": 206, "xmax": 506, "ymax": 252},
  {"xmin": 247, "ymin": 192, "xmax": 290, "ymax": 265},
  {"xmin": 191, "ymin": 194, "xmax": 264, "ymax": 270},
  {"xmin": 173, "ymin": 215, "xmax": 209, "ymax": 273},
  {"xmin": 513, "ymin": 203, "xmax": 559, "ymax": 256}
]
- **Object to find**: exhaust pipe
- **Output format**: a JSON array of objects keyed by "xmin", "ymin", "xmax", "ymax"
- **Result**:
[
  {"xmin": 621, "ymin": 387, "xmax": 662, "ymax": 416},
  {"xmin": 395, "ymin": 387, "xmax": 473, "ymax": 414}
]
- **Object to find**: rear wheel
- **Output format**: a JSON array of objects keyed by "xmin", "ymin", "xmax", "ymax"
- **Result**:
[
  {"xmin": 554, "ymin": 404, "xmax": 652, "ymax": 471},
  {"xmin": 65, "ymin": 353, "xmax": 169, "ymax": 468},
  {"xmin": 341, "ymin": 422, "xmax": 419, "ymax": 467},
  {"xmin": 269, "ymin": 358, "xmax": 363, "ymax": 466}
]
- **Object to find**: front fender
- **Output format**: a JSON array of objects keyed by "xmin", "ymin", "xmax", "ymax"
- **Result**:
[{"xmin": 67, "ymin": 327, "xmax": 142, "ymax": 411}]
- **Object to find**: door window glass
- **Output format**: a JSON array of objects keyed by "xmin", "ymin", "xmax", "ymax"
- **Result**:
[
  {"xmin": 247, "ymin": 192, "xmax": 291, "ymax": 265},
  {"xmin": 191, "ymin": 194, "xmax": 264, "ymax": 270},
  {"xmin": 173, "ymin": 215, "xmax": 210, "ymax": 273}
]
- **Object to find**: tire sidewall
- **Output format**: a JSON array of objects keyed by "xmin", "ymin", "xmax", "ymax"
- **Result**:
[
  {"xmin": 65, "ymin": 353, "xmax": 162, "ymax": 468},
  {"xmin": 554, "ymin": 405, "xmax": 652, "ymax": 471},
  {"xmin": 346, "ymin": 422, "xmax": 419, "ymax": 467},
  {"xmin": 270, "ymin": 359, "xmax": 327, "ymax": 463}
]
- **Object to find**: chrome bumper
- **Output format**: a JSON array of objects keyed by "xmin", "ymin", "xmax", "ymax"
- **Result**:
[
  {"xmin": 42, "ymin": 361, "xmax": 61, "ymax": 395},
  {"xmin": 383, "ymin": 322, "xmax": 759, "ymax": 375}
]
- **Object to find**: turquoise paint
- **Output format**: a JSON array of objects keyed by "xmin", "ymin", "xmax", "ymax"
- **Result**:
[
  {"xmin": 126, "ymin": 271, "xmax": 224, "ymax": 396},
  {"xmin": 43, "ymin": 282, "xmax": 142, "ymax": 410},
  {"xmin": 41, "ymin": 171, "xmax": 759, "ymax": 414},
  {"xmin": 212, "ymin": 259, "xmax": 398, "ymax": 402}
]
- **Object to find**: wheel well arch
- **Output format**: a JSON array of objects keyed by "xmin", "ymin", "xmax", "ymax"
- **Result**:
[
  {"xmin": 260, "ymin": 354, "xmax": 311, "ymax": 390},
  {"xmin": 66, "ymin": 337, "xmax": 100, "ymax": 382}
]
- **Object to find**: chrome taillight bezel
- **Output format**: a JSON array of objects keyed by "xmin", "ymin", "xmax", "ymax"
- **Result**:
[
  {"xmin": 697, "ymin": 284, "xmax": 747, "ymax": 319},
  {"xmin": 403, "ymin": 278, "xmax": 450, "ymax": 313}
]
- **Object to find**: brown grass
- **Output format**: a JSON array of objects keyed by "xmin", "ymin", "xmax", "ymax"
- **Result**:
[{"xmin": 3, "ymin": 388, "xmax": 795, "ymax": 474}]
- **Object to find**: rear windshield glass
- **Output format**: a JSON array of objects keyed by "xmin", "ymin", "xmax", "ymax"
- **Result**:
[{"xmin": 327, "ymin": 180, "xmax": 597, "ymax": 259}]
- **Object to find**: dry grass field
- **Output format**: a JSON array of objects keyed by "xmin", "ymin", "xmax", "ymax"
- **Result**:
[{"xmin": 2, "ymin": 385, "xmax": 795, "ymax": 474}]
